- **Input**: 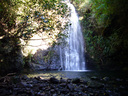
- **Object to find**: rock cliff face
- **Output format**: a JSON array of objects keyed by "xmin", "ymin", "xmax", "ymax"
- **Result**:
[
  {"xmin": 22, "ymin": 33, "xmax": 61, "ymax": 71},
  {"xmin": 31, "ymin": 48, "xmax": 61, "ymax": 70}
]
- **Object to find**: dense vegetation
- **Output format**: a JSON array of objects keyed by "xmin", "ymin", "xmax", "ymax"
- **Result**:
[
  {"xmin": 0, "ymin": 0, "xmax": 68, "ymax": 75},
  {"xmin": 73, "ymin": 0, "xmax": 128, "ymax": 70},
  {"xmin": 0, "ymin": 0, "xmax": 128, "ymax": 75}
]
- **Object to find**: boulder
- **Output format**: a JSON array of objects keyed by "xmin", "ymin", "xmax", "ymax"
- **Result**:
[
  {"xmin": 60, "ymin": 78, "xmax": 66, "ymax": 83},
  {"xmin": 103, "ymin": 77, "xmax": 110, "ymax": 81},
  {"xmin": 49, "ymin": 77, "xmax": 59, "ymax": 84},
  {"xmin": 72, "ymin": 78, "xmax": 80, "ymax": 84},
  {"xmin": 67, "ymin": 84, "xmax": 74, "ymax": 91}
]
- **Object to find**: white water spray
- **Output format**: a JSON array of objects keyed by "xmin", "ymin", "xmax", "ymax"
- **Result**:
[{"xmin": 60, "ymin": 2, "xmax": 86, "ymax": 71}]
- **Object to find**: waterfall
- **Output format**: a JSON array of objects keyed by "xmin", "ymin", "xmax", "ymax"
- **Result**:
[{"xmin": 60, "ymin": 2, "xmax": 86, "ymax": 71}]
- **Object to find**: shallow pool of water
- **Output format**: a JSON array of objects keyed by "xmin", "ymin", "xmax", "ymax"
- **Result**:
[
  {"xmin": 26, "ymin": 70, "xmax": 128, "ymax": 80},
  {"xmin": 26, "ymin": 70, "xmax": 92, "ymax": 80}
]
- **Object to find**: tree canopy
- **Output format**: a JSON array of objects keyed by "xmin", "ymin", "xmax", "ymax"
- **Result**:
[
  {"xmin": 0, "ymin": 0, "xmax": 68, "ymax": 74},
  {"xmin": 73, "ymin": 0, "xmax": 128, "ymax": 70}
]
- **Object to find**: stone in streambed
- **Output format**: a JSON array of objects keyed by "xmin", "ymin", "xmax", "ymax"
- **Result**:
[
  {"xmin": 89, "ymin": 93, "xmax": 94, "ymax": 96},
  {"xmin": 60, "ymin": 83, "xmax": 67, "ymax": 87},
  {"xmin": 39, "ymin": 92, "xmax": 46, "ymax": 96},
  {"xmin": 103, "ymin": 77, "xmax": 110, "ymax": 81},
  {"xmin": 60, "ymin": 78, "xmax": 66, "ymax": 83},
  {"xmin": 37, "ymin": 92, "xmax": 46, "ymax": 96},
  {"xmin": 59, "ymin": 88, "xmax": 68, "ymax": 94},
  {"xmin": 67, "ymin": 84, "xmax": 74, "ymax": 91},
  {"xmin": 88, "ymin": 81, "xmax": 104, "ymax": 89},
  {"xmin": 49, "ymin": 77, "xmax": 59, "ymax": 84},
  {"xmin": 0, "ymin": 89, "xmax": 12, "ymax": 96},
  {"xmin": 116, "ymin": 78, "xmax": 122, "ymax": 82},
  {"xmin": 50, "ymin": 89, "xmax": 55, "ymax": 93},
  {"xmin": 21, "ymin": 75, "xmax": 29, "ymax": 80},
  {"xmin": 72, "ymin": 78, "xmax": 80, "ymax": 84},
  {"xmin": 91, "ymin": 76, "xmax": 99, "ymax": 80},
  {"xmin": 16, "ymin": 88, "xmax": 31, "ymax": 95},
  {"xmin": 12, "ymin": 76, "xmax": 21, "ymax": 84},
  {"xmin": 81, "ymin": 80, "xmax": 88, "ymax": 84},
  {"xmin": 67, "ymin": 79, "xmax": 72, "ymax": 83},
  {"xmin": 20, "ymin": 81, "xmax": 33, "ymax": 88},
  {"xmin": 52, "ymin": 93, "xmax": 57, "ymax": 96}
]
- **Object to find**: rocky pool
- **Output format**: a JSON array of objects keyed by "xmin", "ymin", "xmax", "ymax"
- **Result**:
[{"xmin": 0, "ymin": 70, "xmax": 128, "ymax": 96}]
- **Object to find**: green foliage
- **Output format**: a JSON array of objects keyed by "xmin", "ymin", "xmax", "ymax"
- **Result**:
[
  {"xmin": 0, "ymin": 0, "xmax": 68, "ymax": 74},
  {"xmin": 43, "ymin": 50, "xmax": 54, "ymax": 63},
  {"xmin": 23, "ymin": 52, "xmax": 33, "ymax": 69},
  {"xmin": 74, "ymin": 0, "xmax": 128, "ymax": 70}
]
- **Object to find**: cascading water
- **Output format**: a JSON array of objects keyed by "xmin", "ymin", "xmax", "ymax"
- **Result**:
[{"xmin": 60, "ymin": 1, "xmax": 86, "ymax": 71}]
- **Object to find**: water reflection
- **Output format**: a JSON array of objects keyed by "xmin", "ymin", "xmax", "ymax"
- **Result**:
[{"xmin": 27, "ymin": 70, "xmax": 91, "ymax": 80}]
